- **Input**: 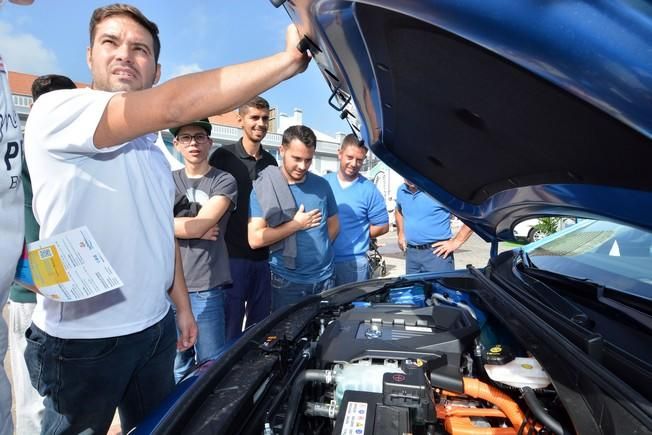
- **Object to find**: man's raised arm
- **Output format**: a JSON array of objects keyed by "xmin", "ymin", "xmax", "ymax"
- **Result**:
[{"xmin": 95, "ymin": 25, "xmax": 309, "ymax": 148}]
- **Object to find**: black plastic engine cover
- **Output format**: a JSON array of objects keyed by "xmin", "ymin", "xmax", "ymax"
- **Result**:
[{"xmin": 318, "ymin": 304, "xmax": 478, "ymax": 367}]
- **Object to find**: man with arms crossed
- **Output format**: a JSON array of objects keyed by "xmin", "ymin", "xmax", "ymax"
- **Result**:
[
  {"xmin": 172, "ymin": 119, "xmax": 236, "ymax": 382},
  {"xmin": 248, "ymin": 126, "xmax": 339, "ymax": 310},
  {"xmin": 325, "ymin": 134, "xmax": 389, "ymax": 285},
  {"xmin": 24, "ymin": 3, "xmax": 309, "ymax": 433},
  {"xmin": 209, "ymin": 96, "xmax": 277, "ymax": 340}
]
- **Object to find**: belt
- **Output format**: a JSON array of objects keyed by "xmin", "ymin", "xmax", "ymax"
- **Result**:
[
  {"xmin": 407, "ymin": 243, "xmax": 435, "ymax": 250},
  {"xmin": 190, "ymin": 284, "xmax": 232, "ymax": 293}
]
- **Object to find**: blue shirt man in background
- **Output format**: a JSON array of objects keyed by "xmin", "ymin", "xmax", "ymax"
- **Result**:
[
  {"xmin": 249, "ymin": 125, "xmax": 339, "ymax": 310},
  {"xmin": 396, "ymin": 179, "xmax": 473, "ymax": 273},
  {"xmin": 325, "ymin": 134, "xmax": 389, "ymax": 285}
]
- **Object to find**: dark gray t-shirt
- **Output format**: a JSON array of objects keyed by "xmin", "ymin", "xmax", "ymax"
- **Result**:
[{"xmin": 173, "ymin": 168, "xmax": 237, "ymax": 291}]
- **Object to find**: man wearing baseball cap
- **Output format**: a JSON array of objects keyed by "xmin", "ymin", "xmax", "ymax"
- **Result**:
[{"xmin": 171, "ymin": 119, "xmax": 237, "ymax": 382}]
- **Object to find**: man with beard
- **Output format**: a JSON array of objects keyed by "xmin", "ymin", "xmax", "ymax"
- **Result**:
[
  {"xmin": 248, "ymin": 125, "xmax": 339, "ymax": 310},
  {"xmin": 23, "ymin": 3, "xmax": 310, "ymax": 433},
  {"xmin": 209, "ymin": 96, "xmax": 277, "ymax": 340}
]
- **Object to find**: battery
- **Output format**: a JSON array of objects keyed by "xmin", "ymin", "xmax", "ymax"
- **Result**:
[{"xmin": 332, "ymin": 390, "xmax": 410, "ymax": 435}]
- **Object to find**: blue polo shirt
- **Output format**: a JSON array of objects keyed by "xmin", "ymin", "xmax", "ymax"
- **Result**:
[
  {"xmin": 396, "ymin": 184, "xmax": 452, "ymax": 244},
  {"xmin": 325, "ymin": 172, "xmax": 388, "ymax": 262},
  {"xmin": 250, "ymin": 172, "xmax": 338, "ymax": 283}
]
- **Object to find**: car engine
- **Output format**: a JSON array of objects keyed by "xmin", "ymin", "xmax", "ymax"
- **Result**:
[
  {"xmin": 168, "ymin": 273, "xmax": 578, "ymax": 435},
  {"xmin": 258, "ymin": 281, "xmax": 568, "ymax": 435}
]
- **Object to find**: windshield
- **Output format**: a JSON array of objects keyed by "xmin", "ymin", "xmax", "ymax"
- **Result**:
[{"xmin": 523, "ymin": 220, "xmax": 652, "ymax": 299}]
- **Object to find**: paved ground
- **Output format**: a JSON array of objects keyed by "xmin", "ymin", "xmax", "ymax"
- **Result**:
[{"xmin": 377, "ymin": 227, "xmax": 495, "ymax": 276}]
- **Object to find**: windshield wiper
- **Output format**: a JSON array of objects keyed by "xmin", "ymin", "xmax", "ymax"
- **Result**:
[
  {"xmin": 521, "ymin": 265, "xmax": 652, "ymax": 332},
  {"xmin": 507, "ymin": 252, "xmax": 593, "ymax": 328},
  {"xmin": 593, "ymin": 284, "xmax": 652, "ymax": 331},
  {"xmin": 518, "ymin": 248, "xmax": 534, "ymax": 268}
]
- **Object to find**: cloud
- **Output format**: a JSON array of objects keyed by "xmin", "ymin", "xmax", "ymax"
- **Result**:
[
  {"xmin": 161, "ymin": 63, "xmax": 203, "ymax": 82},
  {"xmin": 0, "ymin": 20, "xmax": 59, "ymax": 74}
]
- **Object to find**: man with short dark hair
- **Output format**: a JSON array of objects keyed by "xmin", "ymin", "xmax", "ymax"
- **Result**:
[
  {"xmin": 248, "ymin": 125, "xmax": 339, "ymax": 310},
  {"xmin": 23, "ymin": 3, "xmax": 310, "ymax": 432},
  {"xmin": 209, "ymin": 96, "xmax": 278, "ymax": 339},
  {"xmin": 325, "ymin": 134, "xmax": 389, "ymax": 285},
  {"xmin": 171, "ymin": 119, "xmax": 236, "ymax": 382},
  {"xmin": 30, "ymin": 75, "xmax": 77, "ymax": 101},
  {"xmin": 8, "ymin": 73, "xmax": 76, "ymax": 435}
]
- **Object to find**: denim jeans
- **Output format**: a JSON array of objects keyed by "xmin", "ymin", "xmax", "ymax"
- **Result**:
[
  {"xmin": 174, "ymin": 286, "xmax": 226, "ymax": 382},
  {"xmin": 334, "ymin": 256, "xmax": 369, "ymax": 287},
  {"xmin": 406, "ymin": 246, "xmax": 455, "ymax": 274},
  {"xmin": 271, "ymin": 272, "xmax": 335, "ymax": 311},
  {"xmin": 224, "ymin": 258, "xmax": 271, "ymax": 341},
  {"xmin": 24, "ymin": 309, "xmax": 176, "ymax": 435}
]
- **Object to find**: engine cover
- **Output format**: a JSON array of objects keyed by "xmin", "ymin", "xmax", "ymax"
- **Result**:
[{"xmin": 318, "ymin": 304, "xmax": 478, "ymax": 367}]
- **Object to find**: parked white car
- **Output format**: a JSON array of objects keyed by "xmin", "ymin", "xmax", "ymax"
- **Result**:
[{"xmin": 513, "ymin": 217, "xmax": 576, "ymax": 243}]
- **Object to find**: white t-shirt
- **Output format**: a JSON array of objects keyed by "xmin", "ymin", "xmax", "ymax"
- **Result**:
[
  {"xmin": 0, "ymin": 56, "xmax": 24, "ymax": 296},
  {"xmin": 25, "ymin": 88, "xmax": 174, "ymax": 339},
  {"xmin": 154, "ymin": 131, "xmax": 184, "ymax": 171}
]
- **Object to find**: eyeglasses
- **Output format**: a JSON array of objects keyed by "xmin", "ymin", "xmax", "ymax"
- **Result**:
[{"xmin": 176, "ymin": 133, "xmax": 209, "ymax": 145}]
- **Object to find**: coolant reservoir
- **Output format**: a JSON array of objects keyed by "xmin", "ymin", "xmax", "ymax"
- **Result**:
[
  {"xmin": 484, "ymin": 357, "xmax": 551, "ymax": 389},
  {"xmin": 334, "ymin": 363, "xmax": 404, "ymax": 405}
]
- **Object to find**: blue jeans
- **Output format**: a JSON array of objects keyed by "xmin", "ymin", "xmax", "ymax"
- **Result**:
[
  {"xmin": 224, "ymin": 258, "xmax": 271, "ymax": 340},
  {"xmin": 24, "ymin": 310, "xmax": 176, "ymax": 435},
  {"xmin": 334, "ymin": 256, "xmax": 369, "ymax": 287},
  {"xmin": 271, "ymin": 272, "xmax": 335, "ymax": 311},
  {"xmin": 174, "ymin": 286, "xmax": 225, "ymax": 382},
  {"xmin": 406, "ymin": 246, "xmax": 455, "ymax": 274}
]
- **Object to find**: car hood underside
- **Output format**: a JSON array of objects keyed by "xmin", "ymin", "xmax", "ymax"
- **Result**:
[{"xmin": 284, "ymin": 0, "xmax": 652, "ymax": 240}]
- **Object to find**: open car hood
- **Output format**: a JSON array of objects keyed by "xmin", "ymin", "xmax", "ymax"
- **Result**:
[{"xmin": 282, "ymin": 0, "xmax": 652, "ymax": 240}]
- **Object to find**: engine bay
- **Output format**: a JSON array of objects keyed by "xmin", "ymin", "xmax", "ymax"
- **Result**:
[
  {"xmin": 254, "ymin": 280, "xmax": 571, "ymax": 435},
  {"xmin": 150, "ymin": 252, "xmax": 652, "ymax": 435}
]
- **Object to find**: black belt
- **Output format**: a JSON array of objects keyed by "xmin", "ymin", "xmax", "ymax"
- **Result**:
[
  {"xmin": 407, "ymin": 242, "xmax": 435, "ymax": 250},
  {"xmin": 190, "ymin": 283, "xmax": 233, "ymax": 293}
]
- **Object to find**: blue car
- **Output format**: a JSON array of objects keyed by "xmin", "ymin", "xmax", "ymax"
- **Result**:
[{"xmin": 134, "ymin": 1, "xmax": 652, "ymax": 434}]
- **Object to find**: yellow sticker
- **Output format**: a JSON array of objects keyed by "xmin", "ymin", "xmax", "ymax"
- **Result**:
[
  {"xmin": 27, "ymin": 244, "xmax": 70, "ymax": 288},
  {"xmin": 415, "ymin": 359, "xmax": 424, "ymax": 367},
  {"xmin": 489, "ymin": 346, "xmax": 502, "ymax": 353},
  {"xmin": 521, "ymin": 364, "xmax": 533, "ymax": 370}
]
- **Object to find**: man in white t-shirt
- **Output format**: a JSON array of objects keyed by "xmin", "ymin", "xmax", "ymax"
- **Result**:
[
  {"xmin": 0, "ymin": 2, "xmax": 36, "ymax": 434},
  {"xmin": 23, "ymin": 3, "xmax": 310, "ymax": 434}
]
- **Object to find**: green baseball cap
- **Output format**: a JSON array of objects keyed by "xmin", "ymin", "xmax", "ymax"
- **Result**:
[{"xmin": 169, "ymin": 118, "xmax": 212, "ymax": 137}]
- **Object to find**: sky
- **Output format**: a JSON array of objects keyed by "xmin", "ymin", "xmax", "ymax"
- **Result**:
[{"xmin": 0, "ymin": 0, "xmax": 351, "ymax": 136}]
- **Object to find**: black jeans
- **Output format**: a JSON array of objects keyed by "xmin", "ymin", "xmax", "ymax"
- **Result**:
[
  {"xmin": 224, "ymin": 258, "xmax": 271, "ymax": 340},
  {"xmin": 24, "ymin": 309, "xmax": 176, "ymax": 434}
]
